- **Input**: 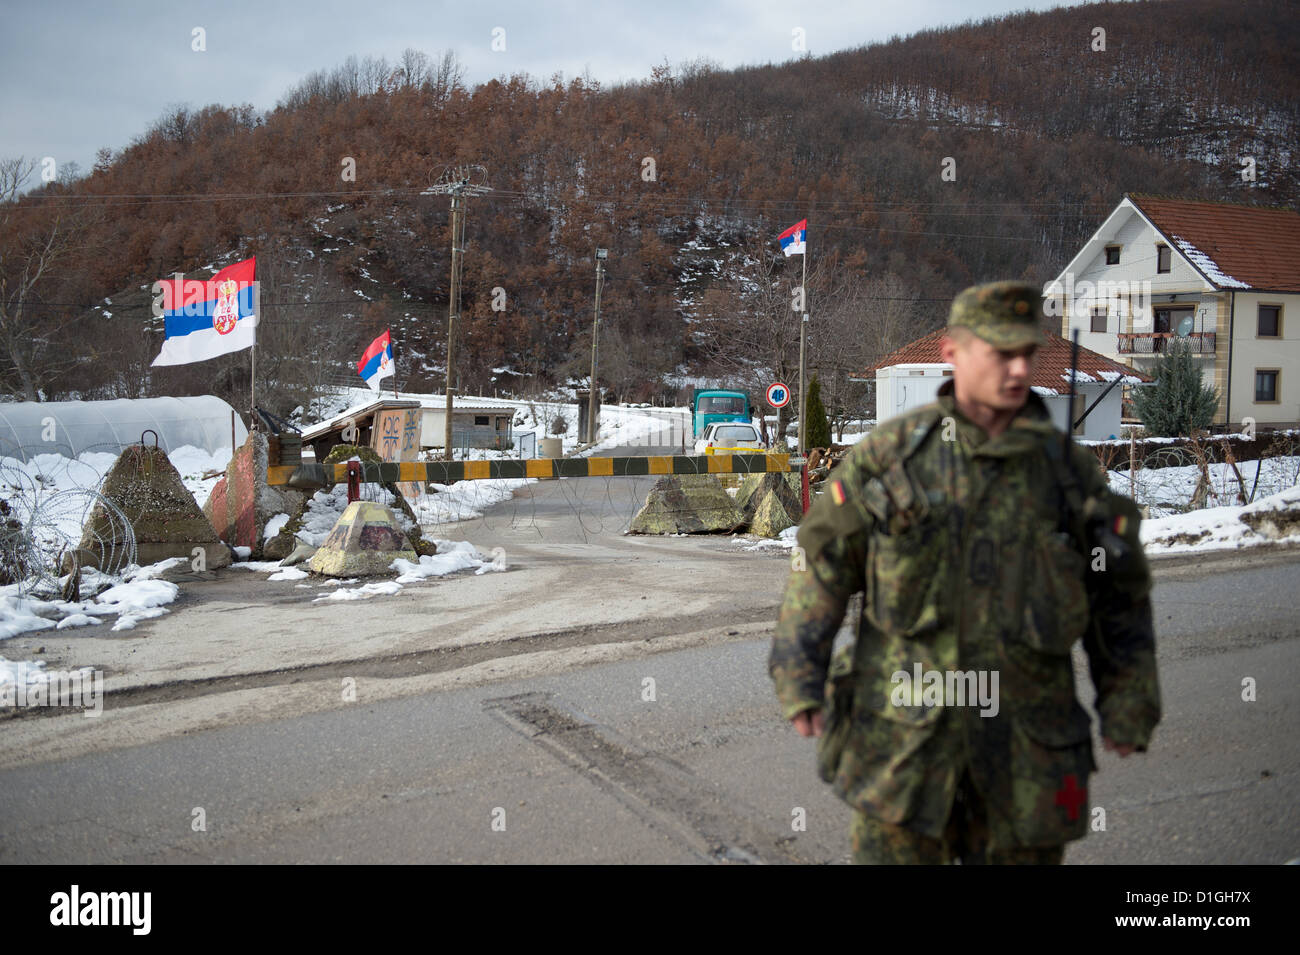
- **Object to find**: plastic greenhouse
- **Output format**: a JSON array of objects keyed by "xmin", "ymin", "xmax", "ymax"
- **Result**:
[{"xmin": 0, "ymin": 396, "xmax": 248, "ymax": 463}]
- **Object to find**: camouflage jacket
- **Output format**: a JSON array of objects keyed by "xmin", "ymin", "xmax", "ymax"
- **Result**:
[{"xmin": 768, "ymin": 380, "xmax": 1161, "ymax": 847}]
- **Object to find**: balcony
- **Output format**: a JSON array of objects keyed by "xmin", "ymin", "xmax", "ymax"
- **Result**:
[{"xmin": 1117, "ymin": 332, "xmax": 1216, "ymax": 355}]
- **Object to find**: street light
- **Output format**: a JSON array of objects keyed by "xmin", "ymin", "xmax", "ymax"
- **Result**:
[{"xmin": 588, "ymin": 249, "xmax": 607, "ymax": 444}]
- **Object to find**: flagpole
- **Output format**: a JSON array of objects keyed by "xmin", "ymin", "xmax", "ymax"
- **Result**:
[
  {"xmin": 798, "ymin": 232, "xmax": 808, "ymax": 457},
  {"xmin": 250, "ymin": 280, "xmax": 259, "ymax": 432}
]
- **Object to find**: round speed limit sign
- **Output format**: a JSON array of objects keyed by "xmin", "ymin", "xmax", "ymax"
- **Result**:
[{"xmin": 766, "ymin": 382, "xmax": 791, "ymax": 409}]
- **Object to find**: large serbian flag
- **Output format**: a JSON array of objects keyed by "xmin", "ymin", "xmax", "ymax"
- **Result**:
[
  {"xmin": 778, "ymin": 219, "xmax": 807, "ymax": 257},
  {"xmin": 151, "ymin": 257, "xmax": 258, "ymax": 366},
  {"xmin": 358, "ymin": 329, "xmax": 395, "ymax": 391}
]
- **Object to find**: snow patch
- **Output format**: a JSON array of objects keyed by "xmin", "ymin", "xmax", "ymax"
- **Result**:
[
  {"xmin": 1170, "ymin": 234, "xmax": 1250, "ymax": 289},
  {"xmin": 263, "ymin": 513, "xmax": 291, "ymax": 540},
  {"xmin": 313, "ymin": 581, "xmax": 404, "ymax": 602}
]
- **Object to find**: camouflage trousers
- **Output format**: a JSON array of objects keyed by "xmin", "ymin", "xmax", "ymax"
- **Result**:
[{"xmin": 851, "ymin": 772, "xmax": 1065, "ymax": 865}]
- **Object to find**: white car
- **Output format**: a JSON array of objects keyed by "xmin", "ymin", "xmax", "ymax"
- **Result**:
[{"xmin": 694, "ymin": 422, "xmax": 764, "ymax": 455}]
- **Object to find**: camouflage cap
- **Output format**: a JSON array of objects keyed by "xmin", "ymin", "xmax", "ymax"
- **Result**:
[{"xmin": 947, "ymin": 280, "xmax": 1047, "ymax": 349}]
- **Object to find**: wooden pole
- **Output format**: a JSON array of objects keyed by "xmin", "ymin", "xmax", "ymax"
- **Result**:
[{"xmin": 587, "ymin": 256, "xmax": 604, "ymax": 445}]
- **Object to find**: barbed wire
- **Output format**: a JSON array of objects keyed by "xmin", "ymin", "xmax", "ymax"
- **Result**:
[{"xmin": 0, "ymin": 440, "xmax": 137, "ymax": 594}]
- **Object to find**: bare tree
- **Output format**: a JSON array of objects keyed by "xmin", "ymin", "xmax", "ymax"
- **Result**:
[
  {"xmin": 694, "ymin": 233, "xmax": 804, "ymax": 433},
  {"xmin": 430, "ymin": 50, "xmax": 465, "ymax": 104},
  {"xmin": 395, "ymin": 48, "xmax": 431, "ymax": 90},
  {"xmin": 811, "ymin": 271, "xmax": 924, "ymax": 434},
  {"xmin": 0, "ymin": 158, "xmax": 100, "ymax": 400}
]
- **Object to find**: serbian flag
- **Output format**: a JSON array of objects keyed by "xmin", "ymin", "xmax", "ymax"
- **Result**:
[
  {"xmin": 151, "ymin": 257, "xmax": 258, "ymax": 366},
  {"xmin": 358, "ymin": 330, "xmax": 395, "ymax": 391},
  {"xmin": 778, "ymin": 219, "xmax": 807, "ymax": 257}
]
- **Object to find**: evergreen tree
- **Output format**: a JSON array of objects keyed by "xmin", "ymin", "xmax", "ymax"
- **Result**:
[
  {"xmin": 1130, "ymin": 338, "xmax": 1219, "ymax": 436},
  {"xmin": 806, "ymin": 374, "xmax": 832, "ymax": 448}
]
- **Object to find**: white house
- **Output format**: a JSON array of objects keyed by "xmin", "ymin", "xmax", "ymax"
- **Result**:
[
  {"xmin": 1048, "ymin": 193, "xmax": 1300, "ymax": 429},
  {"xmin": 861, "ymin": 327, "xmax": 1149, "ymax": 441}
]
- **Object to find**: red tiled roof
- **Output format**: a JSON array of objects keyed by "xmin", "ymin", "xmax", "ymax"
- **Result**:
[
  {"xmin": 861, "ymin": 327, "xmax": 1151, "ymax": 393},
  {"xmin": 861, "ymin": 327, "xmax": 947, "ymax": 374},
  {"xmin": 1128, "ymin": 194, "xmax": 1300, "ymax": 292}
]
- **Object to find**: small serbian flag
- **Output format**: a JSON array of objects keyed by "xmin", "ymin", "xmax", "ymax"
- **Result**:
[
  {"xmin": 778, "ymin": 219, "xmax": 807, "ymax": 257},
  {"xmin": 358, "ymin": 330, "xmax": 395, "ymax": 391},
  {"xmin": 151, "ymin": 257, "xmax": 258, "ymax": 366}
]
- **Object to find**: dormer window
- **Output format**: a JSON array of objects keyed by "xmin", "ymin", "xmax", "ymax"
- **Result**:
[{"xmin": 1157, "ymin": 245, "xmax": 1171, "ymax": 273}]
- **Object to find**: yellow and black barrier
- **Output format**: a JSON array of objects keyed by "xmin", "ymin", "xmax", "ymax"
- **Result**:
[{"xmin": 268, "ymin": 453, "xmax": 796, "ymax": 487}]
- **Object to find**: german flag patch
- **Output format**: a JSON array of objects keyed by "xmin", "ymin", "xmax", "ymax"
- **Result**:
[
  {"xmin": 830, "ymin": 480, "xmax": 847, "ymax": 506},
  {"xmin": 1112, "ymin": 514, "xmax": 1129, "ymax": 536}
]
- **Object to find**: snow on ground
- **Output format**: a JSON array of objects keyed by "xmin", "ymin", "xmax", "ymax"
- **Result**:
[
  {"xmin": 263, "ymin": 513, "xmax": 291, "ymax": 540},
  {"xmin": 295, "ymin": 483, "xmax": 419, "ymax": 546},
  {"xmin": 267, "ymin": 566, "xmax": 309, "ymax": 581},
  {"xmin": 0, "ymin": 560, "xmax": 182, "ymax": 639},
  {"xmin": 168, "ymin": 446, "xmax": 231, "ymax": 510},
  {"xmin": 313, "ymin": 581, "xmax": 404, "ymax": 602},
  {"xmin": 1141, "ymin": 484, "xmax": 1300, "ymax": 555},
  {"xmin": 0, "ymin": 445, "xmax": 230, "ymax": 526},
  {"xmin": 0, "ymin": 656, "xmax": 95, "ymax": 699},
  {"xmin": 1107, "ymin": 454, "xmax": 1300, "ymax": 519},
  {"xmin": 412, "ymin": 479, "xmax": 531, "ymax": 525},
  {"xmin": 732, "ymin": 467, "xmax": 1300, "ymax": 559},
  {"xmin": 734, "ymin": 525, "xmax": 800, "ymax": 552}
]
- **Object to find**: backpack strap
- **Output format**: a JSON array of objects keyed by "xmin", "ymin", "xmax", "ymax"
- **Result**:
[{"xmin": 861, "ymin": 411, "xmax": 943, "ymax": 525}]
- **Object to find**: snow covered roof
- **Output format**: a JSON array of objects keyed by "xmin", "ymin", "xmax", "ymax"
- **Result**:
[
  {"xmin": 1127, "ymin": 195, "xmax": 1300, "ymax": 292},
  {"xmin": 0, "ymin": 396, "xmax": 247, "ymax": 463},
  {"xmin": 302, "ymin": 394, "xmax": 515, "ymax": 441}
]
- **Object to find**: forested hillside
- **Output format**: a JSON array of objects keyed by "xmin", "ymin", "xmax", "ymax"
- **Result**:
[{"xmin": 2, "ymin": 0, "xmax": 1296, "ymax": 420}]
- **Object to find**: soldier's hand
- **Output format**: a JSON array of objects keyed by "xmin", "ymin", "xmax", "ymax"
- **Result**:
[
  {"xmin": 791, "ymin": 709, "xmax": 826, "ymax": 738},
  {"xmin": 1103, "ymin": 737, "xmax": 1136, "ymax": 757}
]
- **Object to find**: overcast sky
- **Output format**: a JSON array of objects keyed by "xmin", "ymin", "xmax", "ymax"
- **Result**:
[{"xmin": 1, "ymin": 0, "xmax": 1089, "ymax": 180}]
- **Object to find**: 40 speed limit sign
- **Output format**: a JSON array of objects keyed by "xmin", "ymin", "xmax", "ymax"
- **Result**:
[{"xmin": 766, "ymin": 382, "xmax": 791, "ymax": 409}]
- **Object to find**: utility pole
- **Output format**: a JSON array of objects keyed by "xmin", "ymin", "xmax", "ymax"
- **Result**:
[
  {"xmin": 588, "ymin": 248, "xmax": 607, "ymax": 444},
  {"xmin": 422, "ymin": 165, "xmax": 490, "ymax": 461}
]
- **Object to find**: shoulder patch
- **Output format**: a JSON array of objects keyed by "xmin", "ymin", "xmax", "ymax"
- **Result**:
[{"xmin": 829, "ymin": 480, "xmax": 846, "ymax": 506}]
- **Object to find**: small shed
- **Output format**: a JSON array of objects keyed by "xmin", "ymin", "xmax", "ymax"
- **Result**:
[
  {"xmin": 875, "ymin": 364, "xmax": 953, "ymax": 422},
  {"xmin": 423, "ymin": 404, "xmax": 515, "ymax": 451},
  {"xmin": 859, "ymin": 328, "xmax": 1151, "ymax": 440},
  {"xmin": 300, "ymin": 398, "xmax": 422, "ymax": 462}
]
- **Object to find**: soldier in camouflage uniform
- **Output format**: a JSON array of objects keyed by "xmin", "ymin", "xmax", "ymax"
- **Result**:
[{"xmin": 769, "ymin": 280, "xmax": 1161, "ymax": 864}]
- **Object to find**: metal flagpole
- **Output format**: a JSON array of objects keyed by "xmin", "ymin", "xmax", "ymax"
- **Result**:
[
  {"xmin": 798, "ymin": 232, "xmax": 808, "ymax": 457},
  {"xmin": 250, "ymin": 280, "xmax": 259, "ymax": 431}
]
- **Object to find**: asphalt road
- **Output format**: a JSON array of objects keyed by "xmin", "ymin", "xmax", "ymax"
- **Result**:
[{"xmin": 1, "ymin": 458, "xmax": 1297, "ymax": 862}]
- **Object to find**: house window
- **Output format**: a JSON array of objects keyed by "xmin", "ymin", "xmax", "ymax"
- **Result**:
[
  {"xmin": 1152, "ymin": 306, "xmax": 1192, "ymax": 351},
  {"xmin": 474, "ymin": 415, "xmax": 489, "ymax": 426},
  {"xmin": 1157, "ymin": 245, "xmax": 1171, "ymax": 273},
  {"xmin": 1253, "ymin": 369, "xmax": 1274, "ymax": 402},
  {"xmin": 1091, "ymin": 307, "xmax": 1107, "ymax": 333},
  {"xmin": 1258, "ymin": 304, "xmax": 1281, "ymax": 337},
  {"xmin": 1105, "ymin": 246, "xmax": 1121, "ymax": 265},
  {"xmin": 1255, "ymin": 370, "xmax": 1279, "ymax": 403}
]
